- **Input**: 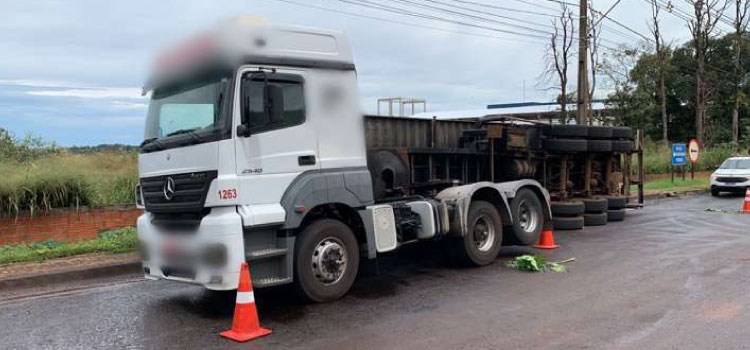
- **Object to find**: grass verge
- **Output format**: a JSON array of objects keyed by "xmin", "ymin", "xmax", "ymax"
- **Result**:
[
  {"xmin": 631, "ymin": 176, "xmax": 709, "ymax": 194},
  {"xmin": 0, "ymin": 227, "xmax": 137, "ymax": 266}
]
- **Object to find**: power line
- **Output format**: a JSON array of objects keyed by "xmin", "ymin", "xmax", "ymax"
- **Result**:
[
  {"xmin": 268, "ymin": 0, "xmax": 552, "ymax": 44},
  {"xmin": 337, "ymin": 0, "xmax": 553, "ymax": 39}
]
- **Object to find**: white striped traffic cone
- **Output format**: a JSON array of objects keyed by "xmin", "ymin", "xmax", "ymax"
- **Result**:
[{"xmin": 220, "ymin": 262, "xmax": 272, "ymax": 342}]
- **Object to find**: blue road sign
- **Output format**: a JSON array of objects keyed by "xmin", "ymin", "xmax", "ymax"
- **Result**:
[{"xmin": 672, "ymin": 143, "xmax": 687, "ymax": 166}]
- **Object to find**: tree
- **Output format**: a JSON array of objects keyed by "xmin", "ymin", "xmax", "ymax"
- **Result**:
[
  {"xmin": 732, "ymin": 0, "xmax": 750, "ymax": 143},
  {"xmin": 541, "ymin": 5, "xmax": 576, "ymax": 123},
  {"xmin": 688, "ymin": 0, "xmax": 729, "ymax": 144},
  {"xmin": 649, "ymin": 0, "xmax": 670, "ymax": 141}
]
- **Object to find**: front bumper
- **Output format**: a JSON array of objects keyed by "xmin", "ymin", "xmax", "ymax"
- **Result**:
[
  {"xmin": 710, "ymin": 179, "xmax": 750, "ymax": 193},
  {"xmin": 137, "ymin": 206, "xmax": 245, "ymax": 290}
]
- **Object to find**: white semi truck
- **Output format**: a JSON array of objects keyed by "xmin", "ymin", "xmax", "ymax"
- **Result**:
[{"xmin": 137, "ymin": 20, "xmax": 633, "ymax": 302}]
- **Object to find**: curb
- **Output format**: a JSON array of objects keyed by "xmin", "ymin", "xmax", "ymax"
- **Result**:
[{"xmin": 0, "ymin": 260, "xmax": 142, "ymax": 294}]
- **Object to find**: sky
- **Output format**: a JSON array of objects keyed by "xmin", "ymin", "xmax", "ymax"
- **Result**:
[{"xmin": 0, "ymin": 0, "xmax": 715, "ymax": 146}]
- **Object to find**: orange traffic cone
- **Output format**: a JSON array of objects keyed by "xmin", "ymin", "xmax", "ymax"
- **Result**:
[
  {"xmin": 534, "ymin": 230, "xmax": 560, "ymax": 250},
  {"xmin": 220, "ymin": 262, "xmax": 272, "ymax": 342},
  {"xmin": 743, "ymin": 188, "xmax": 750, "ymax": 213}
]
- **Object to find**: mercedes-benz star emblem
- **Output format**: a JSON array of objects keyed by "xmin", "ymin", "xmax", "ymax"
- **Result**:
[{"xmin": 163, "ymin": 177, "xmax": 176, "ymax": 201}]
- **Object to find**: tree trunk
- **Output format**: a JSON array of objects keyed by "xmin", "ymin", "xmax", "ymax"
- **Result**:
[
  {"xmin": 695, "ymin": 46, "xmax": 705, "ymax": 144},
  {"xmin": 659, "ymin": 75, "xmax": 668, "ymax": 141}
]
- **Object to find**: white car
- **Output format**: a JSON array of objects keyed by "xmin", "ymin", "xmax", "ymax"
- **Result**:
[{"xmin": 710, "ymin": 156, "xmax": 750, "ymax": 196}]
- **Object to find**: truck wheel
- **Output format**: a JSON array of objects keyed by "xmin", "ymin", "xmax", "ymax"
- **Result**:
[
  {"xmin": 583, "ymin": 212, "xmax": 608, "ymax": 226},
  {"xmin": 448, "ymin": 200, "xmax": 503, "ymax": 266},
  {"xmin": 552, "ymin": 216, "xmax": 584, "ymax": 230},
  {"xmin": 510, "ymin": 189, "xmax": 544, "ymax": 245},
  {"xmin": 551, "ymin": 201, "xmax": 585, "ymax": 216},
  {"xmin": 293, "ymin": 219, "xmax": 359, "ymax": 303}
]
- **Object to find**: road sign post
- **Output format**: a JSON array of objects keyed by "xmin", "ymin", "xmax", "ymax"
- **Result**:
[
  {"xmin": 671, "ymin": 143, "xmax": 687, "ymax": 184},
  {"xmin": 688, "ymin": 139, "xmax": 700, "ymax": 180}
]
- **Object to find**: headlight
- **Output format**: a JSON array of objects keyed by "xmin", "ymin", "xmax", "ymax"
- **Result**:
[
  {"xmin": 135, "ymin": 183, "xmax": 145, "ymax": 208},
  {"xmin": 710, "ymin": 173, "xmax": 719, "ymax": 180}
]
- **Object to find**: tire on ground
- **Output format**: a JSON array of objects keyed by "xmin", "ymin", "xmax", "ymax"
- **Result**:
[
  {"xmin": 544, "ymin": 125, "xmax": 589, "ymax": 138},
  {"xmin": 293, "ymin": 218, "xmax": 360, "ymax": 303},
  {"xmin": 509, "ymin": 188, "xmax": 544, "ymax": 245},
  {"xmin": 582, "ymin": 197, "xmax": 608, "ymax": 213},
  {"xmin": 543, "ymin": 139, "xmax": 588, "ymax": 153},
  {"xmin": 551, "ymin": 201, "xmax": 585, "ymax": 216},
  {"xmin": 604, "ymin": 195, "xmax": 627, "ymax": 209},
  {"xmin": 612, "ymin": 140, "xmax": 634, "ymax": 153},
  {"xmin": 587, "ymin": 140, "xmax": 613, "ymax": 152},
  {"xmin": 583, "ymin": 212, "xmax": 608, "ymax": 226},
  {"xmin": 612, "ymin": 126, "xmax": 634, "ymax": 139},
  {"xmin": 447, "ymin": 200, "xmax": 503, "ymax": 266},
  {"xmin": 607, "ymin": 208, "xmax": 626, "ymax": 221},
  {"xmin": 552, "ymin": 216, "xmax": 584, "ymax": 230},
  {"xmin": 588, "ymin": 126, "xmax": 613, "ymax": 138}
]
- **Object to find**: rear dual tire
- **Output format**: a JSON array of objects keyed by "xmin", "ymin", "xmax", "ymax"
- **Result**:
[{"xmin": 448, "ymin": 201, "xmax": 503, "ymax": 266}]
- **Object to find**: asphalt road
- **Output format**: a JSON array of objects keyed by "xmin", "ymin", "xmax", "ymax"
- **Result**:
[{"xmin": 2, "ymin": 194, "xmax": 750, "ymax": 350}]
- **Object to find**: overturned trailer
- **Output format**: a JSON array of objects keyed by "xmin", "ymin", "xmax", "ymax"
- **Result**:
[{"xmin": 365, "ymin": 114, "xmax": 643, "ymax": 230}]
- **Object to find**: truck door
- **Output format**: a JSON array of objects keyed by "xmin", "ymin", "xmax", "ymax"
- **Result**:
[{"xmin": 234, "ymin": 68, "xmax": 319, "ymax": 205}]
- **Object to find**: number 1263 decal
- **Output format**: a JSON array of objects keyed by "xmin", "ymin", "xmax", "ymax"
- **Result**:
[{"xmin": 218, "ymin": 189, "xmax": 237, "ymax": 199}]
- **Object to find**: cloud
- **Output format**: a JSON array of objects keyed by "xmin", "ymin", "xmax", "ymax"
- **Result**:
[{"xmin": 26, "ymin": 87, "xmax": 144, "ymax": 99}]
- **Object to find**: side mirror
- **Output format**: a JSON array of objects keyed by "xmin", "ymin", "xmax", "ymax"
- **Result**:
[{"xmin": 236, "ymin": 124, "xmax": 251, "ymax": 138}]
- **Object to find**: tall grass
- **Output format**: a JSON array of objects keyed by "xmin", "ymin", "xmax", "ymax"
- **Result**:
[
  {"xmin": 0, "ymin": 151, "xmax": 138, "ymax": 217},
  {"xmin": 639, "ymin": 140, "xmax": 743, "ymax": 174}
]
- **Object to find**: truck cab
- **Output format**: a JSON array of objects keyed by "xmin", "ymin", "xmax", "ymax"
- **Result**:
[{"xmin": 137, "ymin": 19, "xmax": 552, "ymax": 302}]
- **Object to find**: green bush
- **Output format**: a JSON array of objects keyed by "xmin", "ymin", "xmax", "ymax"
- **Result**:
[{"xmin": 639, "ymin": 139, "xmax": 743, "ymax": 174}]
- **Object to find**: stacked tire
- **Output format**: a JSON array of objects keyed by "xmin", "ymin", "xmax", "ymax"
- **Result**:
[
  {"xmin": 604, "ymin": 195, "xmax": 627, "ymax": 222},
  {"xmin": 551, "ymin": 201, "xmax": 585, "ymax": 230},
  {"xmin": 541, "ymin": 125, "xmax": 635, "ymax": 154},
  {"xmin": 582, "ymin": 197, "xmax": 608, "ymax": 226}
]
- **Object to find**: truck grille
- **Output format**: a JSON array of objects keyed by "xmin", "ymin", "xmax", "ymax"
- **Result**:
[
  {"xmin": 140, "ymin": 171, "xmax": 218, "ymax": 213},
  {"xmin": 716, "ymin": 176, "xmax": 748, "ymax": 183}
]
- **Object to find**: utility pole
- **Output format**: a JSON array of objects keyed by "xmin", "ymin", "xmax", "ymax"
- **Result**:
[{"xmin": 576, "ymin": 0, "xmax": 589, "ymax": 125}]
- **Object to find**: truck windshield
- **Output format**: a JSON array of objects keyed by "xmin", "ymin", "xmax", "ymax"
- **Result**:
[
  {"xmin": 720, "ymin": 159, "xmax": 750, "ymax": 170},
  {"xmin": 142, "ymin": 71, "xmax": 231, "ymax": 152}
]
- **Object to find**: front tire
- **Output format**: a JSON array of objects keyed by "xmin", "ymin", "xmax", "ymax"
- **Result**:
[
  {"xmin": 294, "ymin": 219, "xmax": 359, "ymax": 303},
  {"xmin": 448, "ymin": 200, "xmax": 503, "ymax": 266}
]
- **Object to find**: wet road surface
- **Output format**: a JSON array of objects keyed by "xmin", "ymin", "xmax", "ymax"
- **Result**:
[{"xmin": 2, "ymin": 194, "xmax": 750, "ymax": 350}]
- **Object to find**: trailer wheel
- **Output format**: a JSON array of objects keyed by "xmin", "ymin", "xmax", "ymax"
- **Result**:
[
  {"xmin": 612, "ymin": 126, "xmax": 634, "ymax": 139},
  {"xmin": 582, "ymin": 197, "xmax": 608, "ymax": 213},
  {"xmin": 612, "ymin": 140, "xmax": 634, "ymax": 153},
  {"xmin": 551, "ymin": 201, "xmax": 585, "ymax": 216},
  {"xmin": 543, "ymin": 139, "xmax": 588, "ymax": 153},
  {"xmin": 604, "ymin": 195, "xmax": 627, "ymax": 209},
  {"xmin": 583, "ymin": 212, "xmax": 608, "ymax": 226},
  {"xmin": 607, "ymin": 209, "xmax": 626, "ymax": 221},
  {"xmin": 293, "ymin": 219, "xmax": 359, "ymax": 303},
  {"xmin": 552, "ymin": 216, "xmax": 584, "ymax": 230},
  {"xmin": 544, "ymin": 125, "xmax": 589, "ymax": 138},
  {"xmin": 587, "ymin": 140, "xmax": 613, "ymax": 152},
  {"xmin": 448, "ymin": 200, "xmax": 503, "ymax": 266},
  {"xmin": 588, "ymin": 126, "xmax": 613, "ymax": 138},
  {"xmin": 510, "ymin": 189, "xmax": 544, "ymax": 245}
]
